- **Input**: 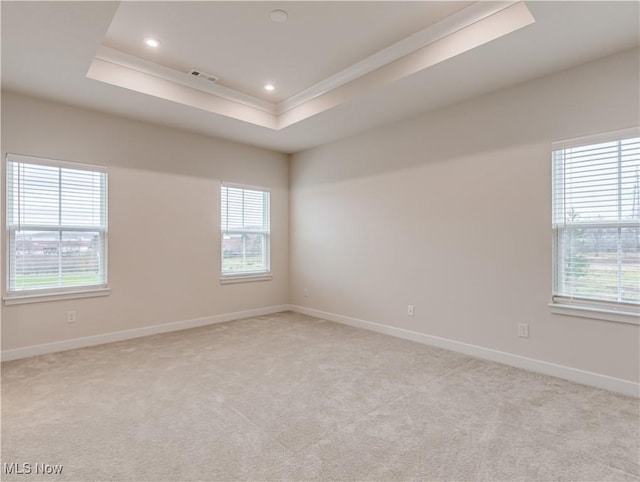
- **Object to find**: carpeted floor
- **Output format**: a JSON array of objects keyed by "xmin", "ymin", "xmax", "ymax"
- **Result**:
[{"xmin": 2, "ymin": 311, "xmax": 639, "ymax": 481}]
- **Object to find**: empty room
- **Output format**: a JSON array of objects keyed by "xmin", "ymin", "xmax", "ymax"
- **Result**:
[{"xmin": 1, "ymin": 1, "xmax": 639, "ymax": 481}]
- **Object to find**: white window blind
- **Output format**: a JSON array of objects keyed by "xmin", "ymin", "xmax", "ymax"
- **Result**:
[
  {"xmin": 221, "ymin": 183, "xmax": 270, "ymax": 277},
  {"xmin": 552, "ymin": 129, "xmax": 639, "ymax": 309},
  {"xmin": 6, "ymin": 154, "xmax": 108, "ymax": 295}
]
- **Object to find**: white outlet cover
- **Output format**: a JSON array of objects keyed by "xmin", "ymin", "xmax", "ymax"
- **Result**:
[{"xmin": 518, "ymin": 323, "xmax": 529, "ymax": 338}]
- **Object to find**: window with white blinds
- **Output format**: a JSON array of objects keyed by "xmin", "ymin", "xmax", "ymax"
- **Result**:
[
  {"xmin": 220, "ymin": 183, "xmax": 270, "ymax": 278},
  {"xmin": 552, "ymin": 129, "xmax": 639, "ymax": 311},
  {"xmin": 6, "ymin": 154, "xmax": 108, "ymax": 296}
]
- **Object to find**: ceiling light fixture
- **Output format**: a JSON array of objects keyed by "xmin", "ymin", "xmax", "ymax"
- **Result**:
[
  {"xmin": 269, "ymin": 9, "xmax": 288, "ymax": 23},
  {"xmin": 144, "ymin": 38, "xmax": 160, "ymax": 48},
  {"xmin": 264, "ymin": 83, "xmax": 275, "ymax": 92}
]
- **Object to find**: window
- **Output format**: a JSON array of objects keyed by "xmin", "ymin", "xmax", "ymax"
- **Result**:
[
  {"xmin": 220, "ymin": 183, "xmax": 270, "ymax": 282},
  {"xmin": 551, "ymin": 128, "xmax": 639, "ymax": 320},
  {"xmin": 5, "ymin": 154, "xmax": 108, "ymax": 301}
]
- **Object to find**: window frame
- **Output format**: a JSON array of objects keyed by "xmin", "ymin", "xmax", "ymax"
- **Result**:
[
  {"xmin": 549, "ymin": 127, "xmax": 640, "ymax": 325},
  {"xmin": 4, "ymin": 153, "xmax": 110, "ymax": 304},
  {"xmin": 220, "ymin": 181, "xmax": 271, "ymax": 284}
]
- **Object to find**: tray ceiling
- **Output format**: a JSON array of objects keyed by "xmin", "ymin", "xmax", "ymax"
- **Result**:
[
  {"xmin": 89, "ymin": 1, "xmax": 534, "ymax": 129},
  {"xmin": 103, "ymin": 1, "xmax": 473, "ymax": 103},
  {"xmin": 2, "ymin": 1, "xmax": 639, "ymax": 153}
]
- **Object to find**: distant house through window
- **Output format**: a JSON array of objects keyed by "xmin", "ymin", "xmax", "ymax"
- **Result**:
[
  {"xmin": 220, "ymin": 183, "xmax": 271, "ymax": 282},
  {"xmin": 5, "ymin": 154, "xmax": 108, "ymax": 300}
]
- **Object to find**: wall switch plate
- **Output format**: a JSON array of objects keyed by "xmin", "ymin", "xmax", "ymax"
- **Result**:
[
  {"xmin": 67, "ymin": 310, "xmax": 77, "ymax": 323},
  {"xmin": 518, "ymin": 322, "xmax": 529, "ymax": 338},
  {"xmin": 407, "ymin": 305, "xmax": 415, "ymax": 316}
]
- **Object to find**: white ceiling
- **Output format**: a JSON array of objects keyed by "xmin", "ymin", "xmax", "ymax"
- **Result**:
[
  {"xmin": 2, "ymin": 2, "xmax": 639, "ymax": 154},
  {"xmin": 104, "ymin": 1, "xmax": 472, "ymax": 102}
]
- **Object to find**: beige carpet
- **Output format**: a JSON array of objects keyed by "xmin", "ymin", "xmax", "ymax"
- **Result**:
[{"xmin": 2, "ymin": 311, "xmax": 639, "ymax": 481}]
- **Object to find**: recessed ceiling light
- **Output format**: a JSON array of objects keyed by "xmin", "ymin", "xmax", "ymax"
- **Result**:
[
  {"xmin": 144, "ymin": 38, "xmax": 160, "ymax": 48},
  {"xmin": 264, "ymin": 83, "xmax": 275, "ymax": 92},
  {"xmin": 269, "ymin": 9, "xmax": 288, "ymax": 23}
]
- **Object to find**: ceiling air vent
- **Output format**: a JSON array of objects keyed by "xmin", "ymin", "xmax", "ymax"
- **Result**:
[{"xmin": 188, "ymin": 69, "xmax": 218, "ymax": 83}]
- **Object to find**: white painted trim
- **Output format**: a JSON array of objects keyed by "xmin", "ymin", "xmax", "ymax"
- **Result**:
[
  {"xmin": 552, "ymin": 126, "xmax": 640, "ymax": 150},
  {"xmin": 87, "ymin": 59, "xmax": 278, "ymax": 130},
  {"xmin": 288, "ymin": 305, "xmax": 639, "ymax": 398},
  {"xmin": 4, "ymin": 304, "xmax": 636, "ymax": 397},
  {"xmin": 4, "ymin": 287, "xmax": 110, "ymax": 306},
  {"xmin": 276, "ymin": 1, "xmax": 519, "ymax": 114},
  {"xmin": 549, "ymin": 303, "xmax": 639, "ymax": 325},
  {"xmin": 95, "ymin": 46, "xmax": 276, "ymax": 115},
  {"xmin": 1, "ymin": 305, "xmax": 289, "ymax": 362},
  {"xmin": 276, "ymin": 2, "xmax": 534, "ymax": 130},
  {"xmin": 6, "ymin": 152, "xmax": 108, "ymax": 173},
  {"xmin": 90, "ymin": 2, "xmax": 528, "ymax": 127},
  {"xmin": 220, "ymin": 274, "xmax": 272, "ymax": 284}
]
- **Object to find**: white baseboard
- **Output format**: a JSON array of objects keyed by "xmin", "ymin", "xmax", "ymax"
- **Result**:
[
  {"xmin": 288, "ymin": 305, "xmax": 640, "ymax": 398},
  {"xmin": 1, "ymin": 305, "xmax": 290, "ymax": 362},
  {"xmin": 5, "ymin": 303, "xmax": 637, "ymax": 397}
]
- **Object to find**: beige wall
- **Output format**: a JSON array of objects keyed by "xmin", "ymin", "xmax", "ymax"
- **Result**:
[
  {"xmin": 290, "ymin": 49, "xmax": 640, "ymax": 383},
  {"xmin": 2, "ymin": 49, "xmax": 639, "ymax": 385},
  {"xmin": 1, "ymin": 91, "xmax": 289, "ymax": 350}
]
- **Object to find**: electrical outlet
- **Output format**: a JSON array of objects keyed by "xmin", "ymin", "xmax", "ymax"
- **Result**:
[
  {"xmin": 407, "ymin": 305, "xmax": 415, "ymax": 317},
  {"xmin": 303, "ymin": 288, "xmax": 309, "ymax": 298},
  {"xmin": 518, "ymin": 322, "xmax": 529, "ymax": 338},
  {"xmin": 67, "ymin": 310, "xmax": 77, "ymax": 323}
]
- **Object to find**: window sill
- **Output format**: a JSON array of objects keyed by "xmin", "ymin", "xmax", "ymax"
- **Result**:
[
  {"xmin": 549, "ymin": 302, "xmax": 639, "ymax": 325},
  {"xmin": 220, "ymin": 273, "xmax": 272, "ymax": 285},
  {"xmin": 4, "ymin": 287, "xmax": 111, "ymax": 305}
]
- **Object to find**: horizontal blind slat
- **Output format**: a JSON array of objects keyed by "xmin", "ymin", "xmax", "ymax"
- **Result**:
[
  {"xmin": 6, "ymin": 155, "xmax": 108, "ymax": 293},
  {"xmin": 221, "ymin": 183, "xmax": 270, "ymax": 276},
  {"xmin": 552, "ymin": 134, "xmax": 640, "ymax": 307}
]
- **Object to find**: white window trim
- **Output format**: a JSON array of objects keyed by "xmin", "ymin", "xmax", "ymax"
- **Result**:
[
  {"xmin": 551, "ymin": 127, "xmax": 640, "ymax": 150},
  {"xmin": 549, "ymin": 300, "xmax": 639, "ymax": 325},
  {"xmin": 549, "ymin": 126, "xmax": 640, "ymax": 323},
  {"xmin": 220, "ymin": 181, "xmax": 271, "ymax": 284},
  {"xmin": 5, "ymin": 153, "xmax": 109, "ymax": 302},
  {"xmin": 219, "ymin": 273, "xmax": 272, "ymax": 284},
  {"xmin": 4, "ymin": 287, "xmax": 110, "ymax": 305}
]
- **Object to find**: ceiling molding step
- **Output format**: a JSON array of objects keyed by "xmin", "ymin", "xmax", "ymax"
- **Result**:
[
  {"xmin": 277, "ymin": 1, "xmax": 535, "ymax": 130},
  {"xmin": 86, "ymin": 58, "xmax": 278, "ymax": 130},
  {"xmin": 95, "ymin": 46, "xmax": 277, "ymax": 115},
  {"xmin": 275, "ymin": 1, "xmax": 520, "ymax": 115},
  {"xmin": 86, "ymin": 1, "xmax": 533, "ymax": 132},
  {"xmin": 93, "ymin": 2, "xmax": 520, "ymax": 119}
]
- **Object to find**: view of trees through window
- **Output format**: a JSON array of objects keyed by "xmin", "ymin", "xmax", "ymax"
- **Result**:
[{"xmin": 553, "ymin": 136, "xmax": 639, "ymax": 305}]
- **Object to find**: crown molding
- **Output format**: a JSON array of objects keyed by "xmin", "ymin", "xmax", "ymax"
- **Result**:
[
  {"xmin": 95, "ymin": 46, "xmax": 276, "ymax": 114},
  {"xmin": 87, "ymin": 1, "xmax": 533, "ymax": 131},
  {"xmin": 276, "ymin": 1, "xmax": 520, "ymax": 115},
  {"xmin": 276, "ymin": 1, "xmax": 534, "ymax": 129},
  {"xmin": 86, "ymin": 57, "xmax": 278, "ymax": 129}
]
